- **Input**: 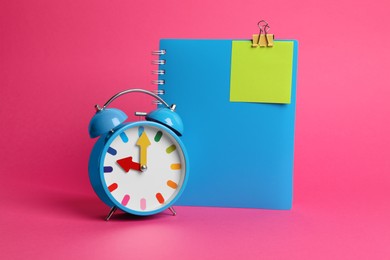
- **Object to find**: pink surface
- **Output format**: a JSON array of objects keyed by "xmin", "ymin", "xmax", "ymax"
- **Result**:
[{"xmin": 1, "ymin": 0, "xmax": 390, "ymax": 259}]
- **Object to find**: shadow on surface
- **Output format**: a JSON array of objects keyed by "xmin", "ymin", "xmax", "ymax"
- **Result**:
[{"xmin": 27, "ymin": 185, "xmax": 177, "ymax": 222}]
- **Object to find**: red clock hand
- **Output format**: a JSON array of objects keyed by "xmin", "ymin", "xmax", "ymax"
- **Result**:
[{"xmin": 116, "ymin": 156, "xmax": 141, "ymax": 173}]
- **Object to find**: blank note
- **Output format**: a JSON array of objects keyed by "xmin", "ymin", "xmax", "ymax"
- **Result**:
[{"xmin": 230, "ymin": 40, "xmax": 294, "ymax": 104}]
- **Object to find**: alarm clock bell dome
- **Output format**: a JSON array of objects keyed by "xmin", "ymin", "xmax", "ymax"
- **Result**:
[
  {"xmin": 89, "ymin": 108, "xmax": 128, "ymax": 138},
  {"xmin": 146, "ymin": 108, "xmax": 184, "ymax": 136}
]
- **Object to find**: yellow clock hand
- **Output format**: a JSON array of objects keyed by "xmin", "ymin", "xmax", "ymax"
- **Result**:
[{"xmin": 136, "ymin": 131, "xmax": 151, "ymax": 171}]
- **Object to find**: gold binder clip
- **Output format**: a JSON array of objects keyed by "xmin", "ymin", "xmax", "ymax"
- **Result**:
[{"xmin": 252, "ymin": 20, "xmax": 274, "ymax": 47}]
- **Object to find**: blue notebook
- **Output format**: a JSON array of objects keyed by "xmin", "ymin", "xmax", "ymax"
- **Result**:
[{"xmin": 157, "ymin": 39, "xmax": 298, "ymax": 209}]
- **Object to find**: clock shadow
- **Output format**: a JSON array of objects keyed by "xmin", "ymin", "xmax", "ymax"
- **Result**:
[
  {"xmin": 110, "ymin": 210, "xmax": 174, "ymax": 222},
  {"xmin": 36, "ymin": 186, "xmax": 175, "ymax": 222},
  {"xmin": 56, "ymin": 196, "xmax": 161, "ymax": 221},
  {"xmin": 58, "ymin": 194, "xmax": 174, "ymax": 222}
]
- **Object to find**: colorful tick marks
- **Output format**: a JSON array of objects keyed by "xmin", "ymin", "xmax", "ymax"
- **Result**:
[
  {"xmin": 119, "ymin": 132, "xmax": 129, "ymax": 143},
  {"xmin": 108, "ymin": 183, "xmax": 118, "ymax": 192},
  {"xmin": 121, "ymin": 195, "xmax": 130, "ymax": 206},
  {"xmin": 140, "ymin": 198, "xmax": 146, "ymax": 210},
  {"xmin": 167, "ymin": 180, "xmax": 178, "ymax": 189},
  {"xmin": 166, "ymin": 145, "xmax": 176, "ymax": 154},
  {"xmin": 116, "ymin": 156, "xmax": 141, "ymax": 173},
  {"xmin": 138, "ymin": 126, "xmax": 144, "ymax": 137},
  {"xmin": 156, "ymin": 193, "xmax": 165, "ymax": 204},
  {"xmin": 154, "ymin": 131, "xmax": 163, "ymax": 142},
  {"xmin": 170, "ymin": 163, "xmax": 181, "ymax": 170},
  {"xmin": 107, "ymin": 147, "xmax": 117, "ymax": 156},
  {"xmin": 104, "ymin": 166, "xmax": 113, "ymax": 173}
]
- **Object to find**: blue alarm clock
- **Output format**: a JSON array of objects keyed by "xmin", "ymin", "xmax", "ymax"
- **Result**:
[{"xmin": 88, "ymin": 89, "xmax": 189, "ymax": 220}]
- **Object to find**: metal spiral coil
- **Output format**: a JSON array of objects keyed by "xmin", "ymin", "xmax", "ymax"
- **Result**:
[{"xmin": 152, "ymin": 50, "xmax": 166, "ymax": 104}]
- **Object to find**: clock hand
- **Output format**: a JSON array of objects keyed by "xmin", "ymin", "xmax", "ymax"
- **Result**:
[
  {"xmin": 116, "ymin": 156, "xmax": 141, "ymax": 173},
  {"xmin": 136, "ymin": 131, "xmax": 151, "ymax": 171}
]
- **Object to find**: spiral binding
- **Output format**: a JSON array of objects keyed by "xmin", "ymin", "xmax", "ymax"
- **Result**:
[
  {"xmin": 152, "ymin": 70, "xmax": 165, "ymax": 75},
  {"xmin": 152, "ymin": 49, "xmax": 166, "ymax": 104},
  {"xmin": 152, "ymin": 60, "xmax": 166, "ymax": 65},
  {"xmin": 154, "ymin": 89, "xmax": 165, "ymax": 95},
  {"xmin": 152, "ymin": 79, "xmax": 165, "ymax": 85},
  {"xmin": 152, "ymin": 50, "xmax": 166, "ymax": 55}
]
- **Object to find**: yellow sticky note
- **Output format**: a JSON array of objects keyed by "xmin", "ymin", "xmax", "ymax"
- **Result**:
[{"xmin": 230, "ymin": 41, "xmax": 294, "ymax": 104}]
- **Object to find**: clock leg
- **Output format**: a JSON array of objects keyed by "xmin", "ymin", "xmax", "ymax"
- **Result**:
[
  {"xmin": 105, "ymin": 206, "xmax": 118, "ymax": 221},
  {"xmin": 168, "ymin": 207, "xmax": 177, "ymax": 216}
]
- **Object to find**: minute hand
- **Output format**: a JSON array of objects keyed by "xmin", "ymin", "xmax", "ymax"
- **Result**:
[{"xmin": 136, "ymin": 131, "xmax": 151, "ymax": 170}]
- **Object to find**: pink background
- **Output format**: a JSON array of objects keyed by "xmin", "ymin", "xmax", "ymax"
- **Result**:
[{"xmin": 1, "ymin": 0, "xmax": 389, "ymax": 259}]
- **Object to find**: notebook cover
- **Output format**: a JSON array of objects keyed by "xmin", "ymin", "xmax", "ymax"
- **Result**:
[{"xmin": 158, "ymin": 39, "xmax": 298, "ymax": 209}]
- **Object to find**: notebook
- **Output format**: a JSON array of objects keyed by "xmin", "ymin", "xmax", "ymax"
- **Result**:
[{"xmin": 156, "ymin": 39, "xmax": 298, "ymax": 209}]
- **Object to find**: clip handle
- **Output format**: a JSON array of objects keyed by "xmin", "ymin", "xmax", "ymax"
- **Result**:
[{"xmin": 252, "ymin": 20, "xmax": 274, "ymax": 47}]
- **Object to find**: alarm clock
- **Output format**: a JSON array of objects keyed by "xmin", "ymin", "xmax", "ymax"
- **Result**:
[{"xmin": 88, "ymin": 89, "xmax": 189, "ymax": 220}]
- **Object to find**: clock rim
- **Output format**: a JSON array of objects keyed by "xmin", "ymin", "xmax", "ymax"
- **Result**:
[{"xmin": 98, "ymin": 121, "xmax": 189, "ymax": 216}]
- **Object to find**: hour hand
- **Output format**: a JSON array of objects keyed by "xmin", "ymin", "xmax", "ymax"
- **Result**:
[{"xmin": 116, "ymin": 156, "xmax": 141, "ymax": 173}]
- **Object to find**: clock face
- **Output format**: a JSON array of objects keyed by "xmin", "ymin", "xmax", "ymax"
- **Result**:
[{"xmin": 101, "ymin": 123, "xmax": 187, "ymax": 214}]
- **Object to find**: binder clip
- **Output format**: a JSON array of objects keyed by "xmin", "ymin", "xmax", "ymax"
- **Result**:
[{"xmin": 252, "ymin": 20, "xmax": 274, "ymax": 47}]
